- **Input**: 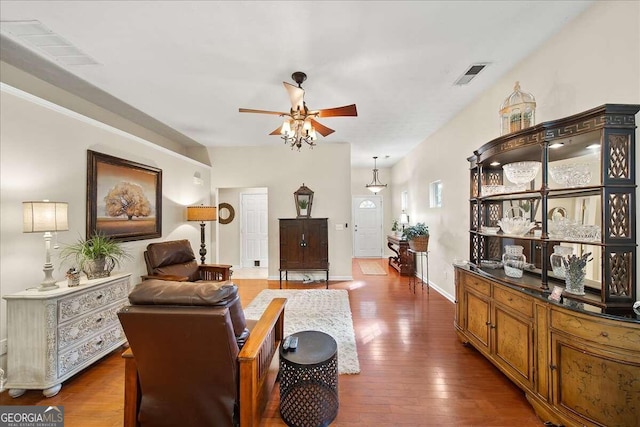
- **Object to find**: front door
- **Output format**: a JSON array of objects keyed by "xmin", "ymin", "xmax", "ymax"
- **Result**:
[
  {"xmin": 241, "ymin": 193, "xmax": 268, "ymax": 268},
  {"xmin": 353, "ymin": 195, "xmax": 383, "ymax": 257}
]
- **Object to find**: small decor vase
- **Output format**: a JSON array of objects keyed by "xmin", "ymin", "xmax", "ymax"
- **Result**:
[
  {"xmin": 564, "ymin": 267, "xmax": 586, "ymax": 295},
  {"xmin": 550, "ymin": 245, "xmax": 573, "ymax": 278},
  {"xmin": 562, "ymin": 252, "xmax": 591, "ymax": 296},
  {"xmin": 502, "ymin": 245, "xmax": 526, "ymax": 278}
]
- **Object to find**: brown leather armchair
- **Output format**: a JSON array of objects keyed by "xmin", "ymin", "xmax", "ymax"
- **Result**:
[
  {"xmin": 143, "ymin": 239, "xmax": 232, "ymax": 282},
  {"xmin": 118, "ymin": 280, "xmax": 286, "ymax": 427}
]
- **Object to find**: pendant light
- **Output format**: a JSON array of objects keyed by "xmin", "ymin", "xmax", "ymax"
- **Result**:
[{"xmin": 365, "ymin": 156, "xmax": 387, "ymax": 193}]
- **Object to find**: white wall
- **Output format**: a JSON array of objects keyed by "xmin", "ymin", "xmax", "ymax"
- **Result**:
[
  {"xmin": 0, "ymin": 85, "xmax": 213, "ymax": 370},
  {"xmin": 392, "ymin": 1, "xmax": 640, "ymax": 301},
  {"xmin": 209, "ymin": 144, "xmax": 353, "ymax": 280}
]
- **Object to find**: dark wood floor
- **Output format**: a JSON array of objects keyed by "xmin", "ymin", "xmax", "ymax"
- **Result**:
[{"xmin": 0, "ymin": 259, "xmax": 543, "ymax": 426}]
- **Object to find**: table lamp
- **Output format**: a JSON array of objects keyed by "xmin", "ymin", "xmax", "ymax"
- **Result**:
[
  {"xmin": 187, "ymin": 205, "xmax": 217, "ymax": 264},
  {"xmin": 23, "ymin": 201, "xmax": 69, "ymax": 291}
]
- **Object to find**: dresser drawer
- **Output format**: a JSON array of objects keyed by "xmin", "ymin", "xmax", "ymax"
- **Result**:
[
  {"xmin": 464, "ymin": 275, "xmax": 491, "ymax": 297},
  {"xmin": 58, "ymin": 326, "xmax": 126, "ymax": 377},
  {"xmin": 58, "ymin": 277, "xmax": 130, "ymax": 322},
  {"xmin": 494, "ymin": 286, "xmax": 533, "ymax": 317},
  {"xmin": 58, "ymin": 301, "xmax": 128, "ymax": 351},
  {"xmin": 551, "ymin": 310, "xmax": 640, "ymax": 351}
]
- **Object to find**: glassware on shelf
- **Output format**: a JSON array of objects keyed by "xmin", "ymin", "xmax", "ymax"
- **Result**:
[
  {"xmin": 549, "ymin": 163, "xmax": 593, "ymax": 187},
  {"xmin": 550, "ymin": 245, "xmax": 573, "ymax": 278},
  {"xmin": 502, "ymin": 161, "xmax": 541, "ymax": 185},
  {"xmin": 566, "ymin": 224, "xmax": 601, "ymax": 242},
  {"xmin": 547, "ymin": 207, "xmax": 573, "ymax": 239},
  {"xmin": 502, "ymin": 245, "xmax": 526, "ymax": 278},
  {"xmin": 481, "ymin": 226, "xmax": 500, "ymax": 235},
  {"xmin": 481, "ymin": 185, "xmax": 505, "ymax": 197},
  {"xmin": 498, "ymin": 206, "xmax": 536, "ymax": 236}
]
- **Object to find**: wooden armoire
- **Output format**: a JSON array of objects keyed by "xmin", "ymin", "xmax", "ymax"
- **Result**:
[{"xmin": 279, "ymin": 218, "xmax": 329, "ymax": 288}]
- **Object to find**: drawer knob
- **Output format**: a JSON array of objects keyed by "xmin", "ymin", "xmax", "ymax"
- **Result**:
[
  {"xmin": 96, "ymin": 294, "xmax": 103, "ymax": 300},
  {"xmin": 550, "ymin": 365, "xmax": 557, "ymax": 371},
  {"xmin": 600, "ymin": 331, "xmax": 609, "ymax": 338},
  {"xmin": 96, "ymin": 318, "xmax": 103, "ymax": 324}
]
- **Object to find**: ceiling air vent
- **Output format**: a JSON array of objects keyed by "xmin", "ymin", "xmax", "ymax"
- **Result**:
[{"xmin": 454, "ymin": 63, "xmax": 489, "ymax": 86}]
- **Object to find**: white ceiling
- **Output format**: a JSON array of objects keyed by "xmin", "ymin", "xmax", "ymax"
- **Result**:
[{"xmin": 0, "ymin": 1, "xmax": 593, "ymax": 167}]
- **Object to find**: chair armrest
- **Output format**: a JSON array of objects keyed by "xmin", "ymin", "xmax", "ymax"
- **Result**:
[
  {"xmin": 198, "ymin": 264, "xmax": 233, "ymax": 281},
  {"xmin": 238, "ymin": 298, "xmax": 286, "ymax": 427},
  {"xmin": 122, "ymin": 348, "xmax": 140, "ymax": 427},
  {"xmin": 141, "ymin": 274, "xmax": 189, "ymax": 282}
]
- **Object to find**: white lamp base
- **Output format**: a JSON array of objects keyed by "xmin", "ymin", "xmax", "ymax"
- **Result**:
[{"xmin": 38, "ymin": 263, "xmax": 59, "ymax": 292}]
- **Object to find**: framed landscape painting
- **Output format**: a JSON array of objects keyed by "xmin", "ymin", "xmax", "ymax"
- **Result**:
[{"xmin": 87, "ymin": 150, "xmax": 162, "ymax": 242}]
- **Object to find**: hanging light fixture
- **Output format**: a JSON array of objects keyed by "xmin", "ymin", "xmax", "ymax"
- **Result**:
[
  {"xmin": 365, "ymin": 156, "xmax": 387, "ymax": 193},
  {"xmin": 280, "ymin": 116, "xmax": 318, "ymax": 150}
]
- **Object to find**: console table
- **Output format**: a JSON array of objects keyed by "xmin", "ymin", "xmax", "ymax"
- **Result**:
[
  {"xmin": 387, "ymin": 235, "xmax": 414, "ymax": 276},
  {"xmin": 3, "ymin": 273, "xmax": 132, "ymax": 397}
]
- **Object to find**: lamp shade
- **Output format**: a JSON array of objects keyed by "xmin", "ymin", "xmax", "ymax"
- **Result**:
[
  {"xmin": 23, "ymin": 201, "xmax": 69, "ymax": 233},
  {"xmin": 400, "ymin": 213, "xmax": 410, "ymax": 225},
  {"xmin": 187, "ymin": 205, "xmax": 217, "ymax": 222}
]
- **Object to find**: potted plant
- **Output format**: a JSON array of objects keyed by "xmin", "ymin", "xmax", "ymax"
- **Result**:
[
  {"xmin": 298, "ymin": 198, "xmax": 309, "ymax": 216},
  {"xmin": 391, "ymin": 220, "xmax": 402, "ymax": 237},
  {"xmin": 402, "ymin": 222, "xmax": 429, "ymax": 252},
  {"xmin": 61, "ymin": 233, "xmax": 131, "ymax": 280}
]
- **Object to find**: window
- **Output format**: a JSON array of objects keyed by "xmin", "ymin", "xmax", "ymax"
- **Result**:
[
  {"xmin": 359, "ymin": 200, "xmax": 376, "ymax": 209},
  {"xmin": 430, "ymin": 180, "xmax": 442, "ymax": 208}
]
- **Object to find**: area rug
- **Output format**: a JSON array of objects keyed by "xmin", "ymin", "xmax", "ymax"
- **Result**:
[
  {"xmin": 243, "ymin": 289, "xmax": 360, "ymax": 375},
  {"xmin": 358, "ymin": 260, "xmax": 387, "ymax": 275}
]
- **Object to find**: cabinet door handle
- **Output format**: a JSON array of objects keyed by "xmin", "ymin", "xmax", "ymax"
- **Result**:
[
  {"xmin": 549, "ymin": 365, "xmax": 557, "ymax": 370},
  {"xmin": 486, "ymin": 321, "xmax": 492, "ymax": 325},
  {"xmin": 490, "ymin": 324, "xmax": 496, "ymax": 329}
]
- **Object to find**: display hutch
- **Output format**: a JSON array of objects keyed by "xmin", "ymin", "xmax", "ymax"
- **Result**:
[{"xmin": 455, "ymin": 104, "xmax": 640, "ymax": 427}]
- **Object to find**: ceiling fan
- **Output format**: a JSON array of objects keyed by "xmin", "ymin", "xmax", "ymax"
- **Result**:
[{"xmin": 239, "ymin": 71, "xmax": 357, "ymax": 150}]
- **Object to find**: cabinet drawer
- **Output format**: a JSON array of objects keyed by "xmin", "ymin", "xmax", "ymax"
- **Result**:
[
  {"xmin": 58, "ymin": 301, "xmax": 128, "ymax": 351},
  {"xmin": 494, "ymin": 286, "xmax": 533, "ymax": 317},
  {"xmin": 551, "ymin": 310, "xmax": 640, "ymax": 351},
  {"xmin": 464, "ymin": 275, "xmax": 491, "ymax": 296},
  {"xmin": 58, "ymin": 277, "xmax": 130, "ymax": 322},
  {"xmin": 58, "ymin": 326, "xmax": 126, "ymax": 377}
]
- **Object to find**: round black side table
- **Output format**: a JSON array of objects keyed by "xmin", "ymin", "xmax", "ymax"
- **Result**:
[{"xmin": 279, "ymin": 330, "xmax": 339, "ymax": 427}]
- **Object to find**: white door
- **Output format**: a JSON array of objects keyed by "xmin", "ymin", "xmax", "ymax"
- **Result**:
[
  {"xmin": 353, "ymin": 195, "xmax": 383, "ymax": 257},
  {"xmin": 241, "ymin": 193, "xmax": 268, "ymax": 268}
]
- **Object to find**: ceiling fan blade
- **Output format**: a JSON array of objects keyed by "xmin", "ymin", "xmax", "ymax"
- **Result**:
[
  {"xmin": 317, "ymin": 104, "xmax": 358, "ymax": 118},
  {"xmin": 283, "ymin": 82, "xmax": 305, "ymax": 111},
  {"xmin": 239, "ymin": 108, "xmax": 288, "ymax": 116},
  {"xmin": 269, "ymin": 125, "xmax": 283, "ymax": 136},
  {"xmin": 310, "ymin": 119, "xmax": 335, "ymax": 137}
]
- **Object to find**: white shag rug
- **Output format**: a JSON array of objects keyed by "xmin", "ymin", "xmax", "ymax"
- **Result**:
[{"xmin": 243, "ymin": 289, "xmax": 360, "ymax": 375}]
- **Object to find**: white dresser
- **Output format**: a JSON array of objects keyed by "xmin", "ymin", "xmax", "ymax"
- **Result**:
[{"xmin": 3, "ymin": 273, "xmax": 132, "ymax": 397}]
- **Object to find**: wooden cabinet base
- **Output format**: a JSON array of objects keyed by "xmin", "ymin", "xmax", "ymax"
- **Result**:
[{"xmin": 455, "ymin": 267, "xmax": 640, "ymax": 427}]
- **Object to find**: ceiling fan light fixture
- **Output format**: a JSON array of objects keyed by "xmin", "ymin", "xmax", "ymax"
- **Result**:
[
  {"xmin": 365, "ymin": 156, "xmax": 387, "ymax": 194},
  {"xmin": 239, "ymin": 71, "xmax": 357, "ymax": 151},
  {"xmin": 281, "ymin": 120, "xmax": 292, "ymax": 136}
]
